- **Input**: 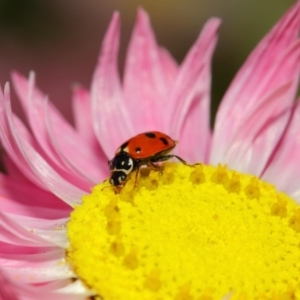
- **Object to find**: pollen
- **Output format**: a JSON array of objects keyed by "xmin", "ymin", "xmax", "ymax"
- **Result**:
[{"xmin": 67, "ymin": 163, "xmax": 300, "ymax": 300}]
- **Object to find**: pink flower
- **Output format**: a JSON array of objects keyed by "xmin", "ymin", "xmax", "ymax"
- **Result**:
[{"xmin": 0, "ymin": 2, "xmax": 300, "ymax": 299}]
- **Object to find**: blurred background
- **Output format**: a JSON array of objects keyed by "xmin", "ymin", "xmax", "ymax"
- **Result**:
[{"xmin": 0, "ymin": 0, "xmax": 295, "ymax": 126}]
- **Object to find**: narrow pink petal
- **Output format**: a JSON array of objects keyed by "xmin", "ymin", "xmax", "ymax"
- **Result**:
[
  {"xmin": 7, "ymin": 216, "xmax": 67, "ymax": 231},
  {"xmin": 0, "ymin": 89, "xmax": 46, "ymax": 189},
  {"xmin": 10, "ymin": 74, "xmax": 92, "ymax": 191},
  {"xmin": 0, "ymin": 268, "xmax": 92, "ymax": 299},
  {"xmin": 12, "ymin": 114, "xmax": 91, "ymax": 192},
  {"xmin": 3, "ymin": 277, "xmax": 92, "ymax": 300},
  {"xmin": 44, "ymin": 98, "xmax": 107, "ymax": 183},
  {"xmin": 3, "ymin": 214, "xmax": 68, "ymax": 247},
  {"xmin": 0, "ymin": 92, "xmax": 90, "ymax": 191},
  {"xmin": 0, "ymin": 249, "xmax": 74, "ymax": 283},
  {"xmin": 25, "ymin": 228, "xmax": 67, "ymax": 248},
  {"xmin": 0, "ymin": 172, "xmax": 70, "ymax": 218},
  {"xmin": 211, "ymin": 1, "xmax": 300, "ymax": 164},
  {"xmin": 159, "ymin": 47, "xmax": 178, "ymax": 89},
  {"xmin": 168, "ymin": 18, "xmax": 220, "ymax": 163},
  {"xmin": 22, "ymin": 291, "xmax": 89, "ymax": 300},
  {"xmin": 12, "ymin": 72, "xmax": 107, "ymax": 185},
  {"xmin": 0, "ymin": 249, "xmax": 63, "ymax": 269},
  {"xmin": 55, "ymin": 279, "xmax": 94, "ymax": 297},
  {"xmin": 0, "ymin": 269, "xmax": 19, "ymax": 300},
  {"xmin": 213, "ymin": 39, "xmax": 300, "ymax": 171},
  {"xmin": 2, "ymin": 84, "xmax": 85, "ymax": 205},
  {"xmin": 2, "ymin": 154, "xmax": 33, "ymax": 184},
  {"xmin": 222, "ymin": 82, "xmax": 293, "ymax": 174},
  {"xmin": 0, "ymin": 193, "xmax": 70, "ymax": 221},
  {"xmin": 31, "ymin": 279, "xmax": 79, "ymax": 292},
  {"xmin": 72, "ymin": 86, "xmax": 91, "ymax": 138},
  {"xmin": 0, "ymin": 195, "xmax": 69, "ymax": 220},
  {"xmin": 19, "ymin": 279, "xmax": 95, "ymax": 298},
  {"xmin": 72, "ymin": 87, "xmax": 109, "ymax": 180},
  {"xmin": 0, "ymin": 211, "xmax": 56, "ymax": 247},
  {"xmin": 91, "ymin": 12, "xmax": 133, "ymax": 157},
  {"xmin": 262, "ymin": 100, "xmax": 300, "ymax": 199},
  {"xmin": 1, "ymin": 167, "xmax": 64, "ymax": 204},
  {"xmin": 72, "ymin": 86, "xmax": 101, "ymax": 148},
  {"xmin": 0, "ymin": 243, "xmax": 56, "ymax": 255},
  {"xmin": 12, "ymin": 72, "xmax": 64, "ymax": 167},
  {"xmin": 123, "ymin": 8, "xmax": 176, "ymax": 132}
]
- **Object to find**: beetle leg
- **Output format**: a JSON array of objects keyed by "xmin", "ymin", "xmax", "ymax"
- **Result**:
[
  {"xmin": 151, "ymin": 154, "xmax": 200, "ymax": 167},
  {"xmin": 147, "ymin": 162, "xmax": 163, "ymax": 174},
  {"xmin": 151, "ymin": 154, "xmax": 187, "ymax": 164},
  {"xmin": 134, "ymin": 168, "xmax": 140, "ymax": 188},
  {"xmin": 147, "ymin": 162, "xmax": 160, "ymax": 171}
]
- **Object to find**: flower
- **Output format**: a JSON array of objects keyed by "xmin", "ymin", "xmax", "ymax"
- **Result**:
[{"xmin": 0, "ymin": 2, "xmax": 300, "ymax": 299}]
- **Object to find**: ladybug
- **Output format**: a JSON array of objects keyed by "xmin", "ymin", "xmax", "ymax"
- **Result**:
[{"xmin": 108, "ymin": 131, "xmax": 188, "ymax": 192}]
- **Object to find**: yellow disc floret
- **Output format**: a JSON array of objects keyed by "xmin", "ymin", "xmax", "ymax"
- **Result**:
[{"xmin": 67, "ymin": 163, "xmax": 300, "ymax": 300}]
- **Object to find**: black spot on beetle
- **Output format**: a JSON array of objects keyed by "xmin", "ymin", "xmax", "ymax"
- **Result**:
[
  {"xmin": 135, "ymin": 147, "xmax": 141, "ymax": 153},
  {"xmin": 160, "ymin": 137, "xmax": 168, "ymax": 145},
  {"xmin": 145, "ymin": 132, "xmax": 156, "ymax": 138}
]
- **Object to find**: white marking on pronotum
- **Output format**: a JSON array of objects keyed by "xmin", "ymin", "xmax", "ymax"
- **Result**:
[{"xmin": 112, "ymin": 157, "xmax": 134, "ymax": 175}]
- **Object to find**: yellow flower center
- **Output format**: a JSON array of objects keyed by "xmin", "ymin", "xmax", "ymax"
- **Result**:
[{"xmin": 67, "ymin": 163, "xmax": 300, "ymax": 300}]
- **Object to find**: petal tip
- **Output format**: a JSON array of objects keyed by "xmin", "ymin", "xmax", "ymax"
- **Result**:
[
  {"xmin": 136, "ymin": 7, "xmax": 151, "ymax": 27},
  {"xmin": 208, "ymin": 17, "xmax": 222, "ymax": 29},
  {"xmin": 111, "ymin": 11, "xmax": 120, "ymax": 25},
  {"xmin": 102, "ymin": 10, "xmax": 121, "ymax": 48},
  {"xmin": 4, "ymin": 82, "xmax": 10, "ymax": 95},
  {"xmin": 10, "ymin": 71, "xmax": 23, "ymax": 84}
]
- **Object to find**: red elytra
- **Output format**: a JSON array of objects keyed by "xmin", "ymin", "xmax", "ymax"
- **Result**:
[
  {"xmin": 116, "ymin": 131, "xmax": 177, "ymax": 159},
  {"xmin": 108, "ymin": 131, "xmax": 188, "ymax": 193}
]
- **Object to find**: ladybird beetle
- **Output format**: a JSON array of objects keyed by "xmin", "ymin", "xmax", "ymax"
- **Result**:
[{"xmin": 108, "ymin": 131, "xmax": 188, "ymax": 192}]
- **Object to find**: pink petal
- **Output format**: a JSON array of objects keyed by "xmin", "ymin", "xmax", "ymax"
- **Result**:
[
  {"xmin": 2, "ymin": 214, "xmax": 68, "ymax": 247},
  {"xmin": 44, "ymin": 98, "xmax": 107, "ymax": 183},
  {"xmin": 0, "ymin": 269, "xmax": 19, "ymax": 300},
  {"xmin": 13, "ymin": 113, "xmax": 91, "ymax": 192},
  {"xmin": 0, "ymin": 90, "xmax": 46, "ymax": 189},
  {"xmin": 4, "ymin": 277, "xmax": 92, "ymax": 300},
  {"xmin": 211, "ymin": 1, "xmax": 300, "ymax": 164},
  {"xmin": 0, "ymin": 173, "xmax": 70, "ymax": 219},
  {"xmin": 0, "ymin": 211, "xmax": 55, "ymax": 247},
  {"xmin": 2, "ymin": 85, "xmax": 85, "ymax": 206},
  {"xmin": 0, "ymin": 243, "xmax": 56, "ymax": 255},
  {"xmin": 2, "ymin": 154, "xmax": 37, "ymax": 185},
  {"xmin": 7, "ymin": 216, "xmax": 67, "ymax": 231},
  {"xmin": 0, "ymin": 249, "xmax": 73, "ymax": 283},
  {"xmin": 31, "ymin": 281, "xmax": 93, "ymax": 300},
  {"xmin": 25, "ymin": 228, "xmax": 67, "ymax": 249},
  {"xmin": 12, "ymin": 72, "xmax": 107, "ymax": 185},
  {"xmin": 159, "ymin": 47, "xmax": 178, "ymax": 89},
  {"xmin": 123, "ymin": 8, "xmax": 177, "ymax": 132},
  {"xmin": 262, "ymin": 100, "xmax": 300, "ymax": 200},
  {"xmin": 217, "ymin": 38, "xmax": 300, "ymax": 173},
  {"xmin": 222, "ymin": 82, "xmax": 293, "ymax": 174},
  {"xmin": 0, "ymin": 199, "xmax": 68, "ymax": 224},
  {"xmin": 168, "ymin": 18, "xmax": 220, "ymax": 163},
  {"xmin": 91, "ymin": 12, "xmax": 133, "ymax": 157},
  {"xmin": 10, "ymin": 74, "xmax": 91, "ymax": 191},
  {"xmin": 72, "ymin": 87, "xmax": 108, "ymax": 179},
  {"xmin": 72, "ymin": 86, "xmax": 92, "ymax": 140},
  {"xmin": 12, "ymin": 72, "xmax": 64, "ymax": 168},
  {"xmin": 72, "ymin": 86, "xmax": 104, "ymax": 152},
  {"xmin": 54, "ymin": 279, "xmax": 94, "ymax": 297},
  {"xmin": 5, "ymin": 218, "xmax": 69, "ymax": 249}
]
